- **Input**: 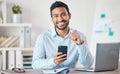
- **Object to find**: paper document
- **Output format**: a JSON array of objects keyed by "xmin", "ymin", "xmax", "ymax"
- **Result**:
[{"xmin": 42, "ymin": 67, "xmax": 69, "ymax": 74}]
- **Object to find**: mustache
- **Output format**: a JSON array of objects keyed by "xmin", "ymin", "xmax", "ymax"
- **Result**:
[{"xmin": 56, "ymin": 20, "xmax": 66, "ymax": 24}]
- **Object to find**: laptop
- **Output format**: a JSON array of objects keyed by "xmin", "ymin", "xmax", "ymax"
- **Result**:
[{"xmin": 75, "ymin": 42, "xmax": 120, "ymax": 72}]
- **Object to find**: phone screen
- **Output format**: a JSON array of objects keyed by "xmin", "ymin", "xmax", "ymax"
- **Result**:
[{"xmin": 58, "ymin": 46, "xmax": 67, "ymax": 55}]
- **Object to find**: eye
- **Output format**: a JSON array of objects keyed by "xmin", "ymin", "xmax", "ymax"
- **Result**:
[
  {"xmin": 53, "ymin": 14, "xmax": 58, "ymax": 18},
  {"xmin": 62, "ymin": 13, "xmax": 66, "ymax": 16}
]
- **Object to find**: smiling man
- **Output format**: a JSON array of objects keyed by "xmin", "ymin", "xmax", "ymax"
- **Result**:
[{"xmin": 32, "ymin": 1, "xmax": 93, "ymax": 70}]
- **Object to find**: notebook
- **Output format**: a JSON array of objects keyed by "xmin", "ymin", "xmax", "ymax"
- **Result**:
[{"xmin": 75, "ymin": 42, "xmax": 120, "ymax": 72}]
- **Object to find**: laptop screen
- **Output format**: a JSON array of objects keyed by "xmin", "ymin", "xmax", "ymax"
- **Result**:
[{"xmin": 94, "ymin": 42, "xmax": 120, "ymax": 71}]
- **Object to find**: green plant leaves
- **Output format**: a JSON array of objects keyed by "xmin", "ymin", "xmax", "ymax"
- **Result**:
[{"xmin": 12, "ymin": 5, "xmax": 22, "ymax": 14}]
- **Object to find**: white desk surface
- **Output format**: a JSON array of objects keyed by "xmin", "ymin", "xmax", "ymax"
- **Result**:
[
  {"xmin": 69, "ymin": 68, "xmax": 120, "ymax": 74},
  {"xmin": 1, "ymin": 67, "xmax": 120, "ymax": 74},
  {"xmin": 0, "ymin": 69, "xmax": 43, "ymax": 74}
]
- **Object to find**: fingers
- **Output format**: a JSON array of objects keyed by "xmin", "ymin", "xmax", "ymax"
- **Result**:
[
  {"xmin": 56, "ymin": 54, "xmax": 67, "ymax": 60},
  {"xmin": 55, "ymin": 52, "xmax": 63, "ymax": 57},
  {"xmin": 69, "ymin": 32, "xmax": 83, "ymax": 45},
  {"xmin": 56, "ymin": 54, "xmax": 67, "ymax": 62},
  {"xmin": 54, "ymin": 52, "xmax": 67, "ymax": 64},
  {"xmin": 76, "ymin": 37, "xmax": 83, "ymax": 45},
  {"xmin": 69, "ymin": 33, "xmax": 77, "ymax": 41},
  {"xmin": 69, "ymin": 32, "xmax": 79, "ymax": 41}
]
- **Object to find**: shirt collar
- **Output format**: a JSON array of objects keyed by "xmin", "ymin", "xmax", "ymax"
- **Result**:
[
  {"xmin": 51, "ymin": 27, "xmax": 74, "ymax": 38},
  {"xmin": 51, "ymin": 28, "xmax": 57, "ymax": 37}
]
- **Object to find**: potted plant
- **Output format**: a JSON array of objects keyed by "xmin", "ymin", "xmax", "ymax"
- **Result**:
[{"xmin": 12, "ymin": 4, "xmax": 22, "ymax": 23}]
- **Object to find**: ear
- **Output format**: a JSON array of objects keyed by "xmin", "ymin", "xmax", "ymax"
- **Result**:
[{"xmin": 69, "ymin": 13, "xmax": 71, "ymax": 19}]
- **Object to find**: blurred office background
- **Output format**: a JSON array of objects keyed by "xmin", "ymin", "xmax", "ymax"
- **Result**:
[{"xmin": 6, "ymin": 0, "xmax": 120, "ymax": 66}]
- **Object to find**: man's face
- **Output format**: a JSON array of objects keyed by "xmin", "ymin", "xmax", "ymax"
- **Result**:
[{"xmin": 51, "ymin": 7, "xmax": 71, "ymax": 30}]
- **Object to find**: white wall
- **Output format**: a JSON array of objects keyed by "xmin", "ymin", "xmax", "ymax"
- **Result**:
[
  {"xmin": 6, "ymin": 0, "xmax": 95, "ymax": 47},
  {"xmin": 90, "ymin": 0, "xmax": 120, "ymax": 55}
]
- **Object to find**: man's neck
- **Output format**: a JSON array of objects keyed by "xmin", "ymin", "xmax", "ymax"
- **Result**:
[{"xmin": 56, "ymin": 27, "xmax": 69, "ymax": 37}]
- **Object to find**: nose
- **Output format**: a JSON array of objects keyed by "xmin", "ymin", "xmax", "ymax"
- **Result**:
[{"xmin": 58, "ymin": 15, "xmax": 63, "ymax": 21}]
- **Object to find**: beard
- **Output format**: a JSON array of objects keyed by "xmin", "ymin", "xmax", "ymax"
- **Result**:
[{"xmin": 54, "ymin": 20, "xmax": 69, "ymax": 30}]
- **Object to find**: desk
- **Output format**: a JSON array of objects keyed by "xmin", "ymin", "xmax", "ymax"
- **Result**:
[
  {"xmin": 1, "ymin": 68, "xmax": 120, "ymax": 74},
  {"xmin": 0, "ymin": 69, "xmax": 43, "ymax": 74},
  {"xmin": 69, "ymin": 68, "xmax": 120, "ymax": 74}
]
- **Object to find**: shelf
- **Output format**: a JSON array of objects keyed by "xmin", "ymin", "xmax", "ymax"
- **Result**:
[
  {"xmin": 0, "ymin": 0, "xmax": 32, "ymax": 70},
  {"xmin": 0, "ymin": 23, "xmax": 32, "ymax": 27},
  {"xmin": 0, "ymin": 47, "xmax": 34, "ymax": 51},
  {"xmin": 23, "ymin": 61, "xmax": 32, "ymax": 63}
]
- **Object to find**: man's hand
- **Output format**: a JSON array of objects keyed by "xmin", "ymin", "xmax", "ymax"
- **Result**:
[
  {"xmin": 54, "ymin": 52, "xmax": 67, "ymax": 65},
  {"xmin": 69, "ymin": 32, "xmax": 83, "ymax": 45}
]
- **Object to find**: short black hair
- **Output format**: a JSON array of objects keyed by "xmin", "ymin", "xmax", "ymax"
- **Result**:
[{"xmin": 50, "ymin": 1, "xmax": 70, "ymax": 17}]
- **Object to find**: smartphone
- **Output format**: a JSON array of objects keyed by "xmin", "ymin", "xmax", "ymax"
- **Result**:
[{"xmin": 58, "ymin": 46, "xmax": 67, "ymax": 55}]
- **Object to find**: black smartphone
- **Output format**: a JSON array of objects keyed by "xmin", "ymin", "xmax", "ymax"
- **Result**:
[{"xmin": 58, "ymin": 46, "xmax": 67, "ymax": 55}]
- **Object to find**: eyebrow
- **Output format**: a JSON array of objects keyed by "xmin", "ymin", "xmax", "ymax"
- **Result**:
[{"xmin": 52, "ymin": 12, "xmax": 67, "ymax": 16}]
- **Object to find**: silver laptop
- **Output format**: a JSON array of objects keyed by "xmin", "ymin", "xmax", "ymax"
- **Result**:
[{"xmin": 76, "ymin": 42, "xmax": 120, "ymax": 72}]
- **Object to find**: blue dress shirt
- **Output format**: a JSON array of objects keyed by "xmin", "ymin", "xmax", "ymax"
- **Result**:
[{"xmin": 32, "ymin": 28, "xmax": 93, "ymax": 69}]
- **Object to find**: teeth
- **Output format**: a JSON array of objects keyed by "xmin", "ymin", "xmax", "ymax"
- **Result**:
[{"xmin": 58, "ymin": 22, "xmax": 64, "ymax": 25}]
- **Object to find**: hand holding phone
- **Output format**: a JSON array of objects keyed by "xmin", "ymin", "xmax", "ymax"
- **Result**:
[
  {"xmin": 54, "ymin": 46, "xmax": 67, "ymax": 64},
  {"xmin": 58, "ymin": 46, "xmax": 67, "ymax": 55}
]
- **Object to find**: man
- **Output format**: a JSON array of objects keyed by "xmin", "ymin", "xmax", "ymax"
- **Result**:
[{"xmin": 32, "ymin": 1, "xmax": 93, "ymax": 69}]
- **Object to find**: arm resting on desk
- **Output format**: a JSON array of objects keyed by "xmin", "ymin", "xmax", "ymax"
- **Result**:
[{"xmin": 32, "ymin": 34, "xmax": 57, "ymax": 69}]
